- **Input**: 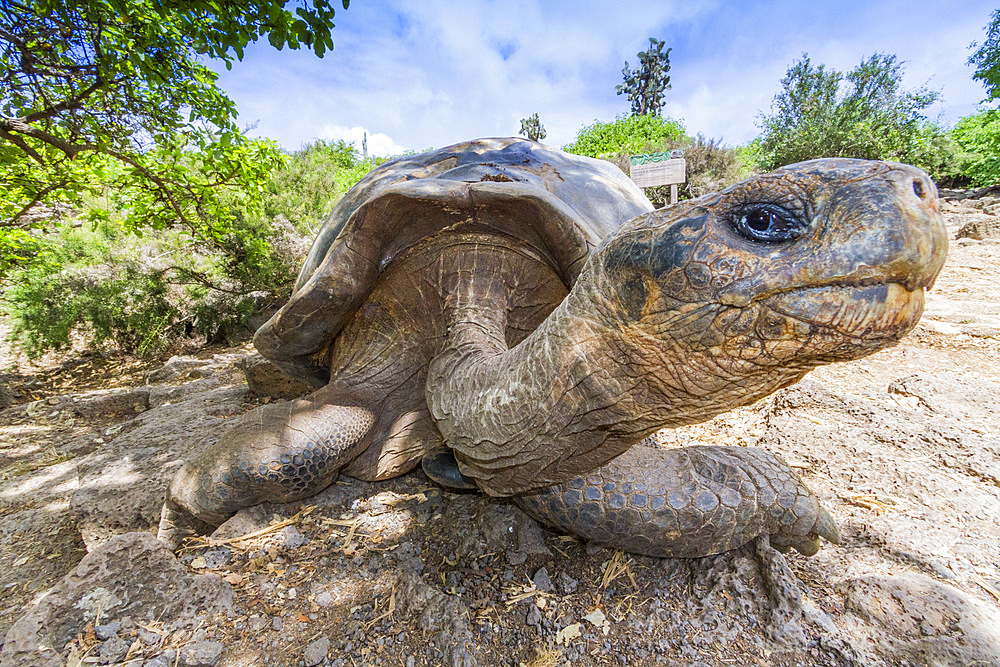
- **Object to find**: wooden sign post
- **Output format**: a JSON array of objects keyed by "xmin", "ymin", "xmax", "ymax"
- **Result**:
[{"xmin": 630, "ymin": 151, "xmax": 686, "ymax": 204}]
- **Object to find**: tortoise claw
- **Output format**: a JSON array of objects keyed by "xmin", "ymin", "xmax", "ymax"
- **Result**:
[
  {"xmin": 156, "ymin": 497, "xmax": 212, "ymax": 551},
  {"xmin": 421, "ymin": 450, "xmax": 478, "ymax": 491}
]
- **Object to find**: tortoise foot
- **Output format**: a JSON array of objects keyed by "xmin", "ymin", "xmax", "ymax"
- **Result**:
[{"xmin": 516, "ymin": 443, "xmax": 841, "ymax": 559}]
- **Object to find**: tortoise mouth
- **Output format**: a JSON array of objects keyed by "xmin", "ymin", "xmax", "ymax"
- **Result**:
[{"xmin": 761, "ymin": 282, "xmax": 925, "ymax": 341}]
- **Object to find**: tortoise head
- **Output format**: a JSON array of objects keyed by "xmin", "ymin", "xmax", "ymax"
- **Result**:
[{"xmin": 591, "ymin": 158, "xmax": 947, "ymax": 376}]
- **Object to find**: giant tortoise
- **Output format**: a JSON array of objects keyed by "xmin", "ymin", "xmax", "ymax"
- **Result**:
[{"xmin": 158, "ymin": 138, "xmax": 946, "ymax": 558}]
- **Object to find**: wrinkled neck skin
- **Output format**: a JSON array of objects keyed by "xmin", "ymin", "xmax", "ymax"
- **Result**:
[{"xmin": 425, "ymin": 254, "xmax": 818, "ymax": 498}]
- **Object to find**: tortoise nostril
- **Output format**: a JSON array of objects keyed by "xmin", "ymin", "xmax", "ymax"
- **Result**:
[{"xmin": 913, "ymin": 178, "xmax": 926, "ymax": 199}]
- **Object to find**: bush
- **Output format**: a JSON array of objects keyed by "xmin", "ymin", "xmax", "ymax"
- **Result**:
[
  {"xmin": 1, "ymin": 137, "xmax": 384, "ymax": 358},
  {"xmin": 3, "ymin": 224, "xmax": 180, "ymax": 357},
  {"xmin": 563, "ymin": 114, "xmax": 685, "ymax": 159},
  {"xmin": 951, "ymin": 109, "xmax": 1000, "ymax": 186},
  {"xmin": 2, "ymin": 205, "xmax": 302, "ymax": 358},
  {"xmin": 756, "ymin": 53, "xmax": 941, "ymax": 173},
  {"xmin": 264, "ymin": 140, "xmax": 374, "ymax": 235}
]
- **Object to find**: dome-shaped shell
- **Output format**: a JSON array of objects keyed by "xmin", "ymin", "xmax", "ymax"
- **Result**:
[{"xmin": 255, "ymin": 137, "xmax": 653, "ymax": 384}]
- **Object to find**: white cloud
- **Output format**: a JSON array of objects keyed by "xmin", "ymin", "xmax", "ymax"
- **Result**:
[{"xmin": 318, "ymin": 124, "xmax": 408, "ymax": 157}]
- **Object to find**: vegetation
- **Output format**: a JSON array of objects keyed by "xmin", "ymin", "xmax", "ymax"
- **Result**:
[
  {"xmin": 519, "ymin": 113, "xmax": 547, "ymax": 142},
  {"xmin": 0, "ymin": 0, "xmax": 354, "ymax": 357},
  {"xmin": 0, "ymin": 0, "xmax": 348, "ymax": 279},
  {"xmin": 755, "ymin": 53, "xmax": 944, "ymax": 173},
  {"xmin": 969, "ymin": 8, "xmax": 1000, "ymax": 103},
  {"xmin": 565, "ymin": 115, "xmax": 749, "ymax": 206},
  {"xmin": 2, "ymin": 141, "xmax": 373, "ymax": 357},
  {"xmin": 951, "ymin": 110, "xmax": 1000, "ymax": 187},
  {"xmin": 564, "ymin": 114, "xmax": 685, "ymax": 159},
  {"xmin": 616, "ymin": 38, "xmax": 672, "ymax": 117}
]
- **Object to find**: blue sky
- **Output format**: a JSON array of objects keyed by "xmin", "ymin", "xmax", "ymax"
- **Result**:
[{"xmin": 213, "ymin": 0, "xmax": 998, "ymax": 156}]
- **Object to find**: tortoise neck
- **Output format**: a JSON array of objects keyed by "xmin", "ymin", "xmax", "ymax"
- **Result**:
[{"xmin": 425, "ymin": 279, "xmax": 649, "ymax": 497}]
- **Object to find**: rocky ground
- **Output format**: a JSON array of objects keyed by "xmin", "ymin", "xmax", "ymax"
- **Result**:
[{"xmin": 0, "ymin": 190, "xmax": 999, "ymax": 666}]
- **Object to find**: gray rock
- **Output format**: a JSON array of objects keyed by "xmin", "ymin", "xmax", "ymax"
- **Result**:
[
  {"xmin": 0, "ymin": 532, "xmax": 232, "ymax": 667},
  {"xmin": 210, "ymin": 505, "xmax": 275, "ymax": 543},
  {"xmin": 395, "ymin": 572, "xmax": 481, "ymax": 666},
  {"xmin": 144, "ymin": 649, "xmax": 176, "ymax": 667},
  {"xmin": 144, "ymin": 356, "xmax": 216, "ymax": 384},
  {"xmin": 531, "ymin": 567, "xmax": 553, "ymax": 593},
  {"xmin": 957, "ymin": 215, "xmax": 1000, "ymax": 240},
  {"xmin": 475, "ymin": 504, "xmax": 550, "ymax": 558},
  {"xmin": 271, "ymin": 616, "xmax": 283, "ymax": 632},
  {"xmin": 557, "ymin": 572, "xmax": 578, "ymax": 594},
  {"xmin": 839, "ymin": 572, "xmax": 1000, "ymax": 665},
  {"xmin": 98, "ymin": 635, "xmax": 130, "ymax": 664},
  {"xmin": 303, "ymin": 636, "xmax": 330, "ymax": 666},
  {"xmin": 94, "ymin": 621, "xmax": 121, "ymax": 641},
  {"xmin": 70, "ymin": 383, "xmax": 248, "ymax": 548},
  {"xmin": 70, "ymin": 387, "xmax": 151, "ymax": 418},
  {"xmin": 280, "ymin": 525, "xmax": 306, "ymax": 549},
  {"xmin": 178, "ymin": 640, "xmax": 224, "ymax": 667},
  {"xmin": 201, "ymin": 548, "xmax": 231, "ymax": 569}
]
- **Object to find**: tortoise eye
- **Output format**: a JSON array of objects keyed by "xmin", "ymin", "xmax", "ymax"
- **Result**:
[{"xmin": 732, "ymin": 204, "xmax": 807, "ymax": 243}]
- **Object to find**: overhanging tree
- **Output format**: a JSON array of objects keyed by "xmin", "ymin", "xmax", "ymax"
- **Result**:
[
  {"xmin": 0, "ymin": 0, "xmax": 348, "ymax": 277},
  {"xmin": 616, "ymin": 37, "xmax": 672, "ymax": 117},
  {"xmin": 969, "ymin": 8, "xmax": 1000, "ymax": 102}
]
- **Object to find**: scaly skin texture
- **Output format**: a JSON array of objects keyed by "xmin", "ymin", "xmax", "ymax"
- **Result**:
[
  {"xmin": 515, "ymin": 444, "xmax": 841, "ymax": 558},
  {"xmin": 159, "ymin": 139, "xmax": 947, "ymax": 559}
]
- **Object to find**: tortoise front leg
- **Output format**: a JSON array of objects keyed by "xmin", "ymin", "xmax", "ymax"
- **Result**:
[
  {"xmin": 157, "ymin": 391, "xmax": 376, "ymax": 548},
  {"xmin": 515, "ymin": 443, "xmax": 840, "ymax": 558}
]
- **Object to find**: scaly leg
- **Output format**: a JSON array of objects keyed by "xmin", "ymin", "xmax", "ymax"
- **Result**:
[
  {"xmin": 515, "ymin": 443, "xmax": 840, "ymax": 558},
  {"xmin": 157, "ymin": 391, "xmax": 375, "ymax": 547}
]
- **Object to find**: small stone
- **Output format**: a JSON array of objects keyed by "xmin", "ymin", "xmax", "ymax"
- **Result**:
[
  {"xmin": 145, "ymin": 649, "xmax": 177, "ymax": 667},
  {"xmin": 532, "ymin": 567, "xmax": 554, "ymax": 593},
  {"xmin": 178, "ymin": 640, "xmax": 224, "ymax": 666},
  {"xmin": 248, "ymin": 615, "xmax": 268, "ymax": 632},
  {"xmin": 506, "ymin": 550, "xmax": 527, "ymax": 566},
  {"xmin": 99, "ymin": 635, "xmax": 130, "ymax": 664},
  {"xmin": 558, "ymin": 572, "xmax": 579, "ymax": 594},
  {"xmin": 202, "ymin": 548, "xmax": 231, "ymax": 569},
  {"xmin": 271, "ymin": 616, "xmax": 284, "ymax": 631},
  {"xmin": 95, "ymin": 620, "xmax": 122, "ymax": 640},
  {"xmin": 526, "ymin": 603, "xmax": 543, "ymax": 627},
  {"xmin": 304, "ymin": 636, "xmax": 331, "ymax": 666},
  {"xmin": 281, "ymin": 525, "xmax": 307, "ymax": 549},
  {"xmin": 315, "ymin": 591, "xmax": 334, "ymax": 607},
  {"xmin": 138, "ymin": 627, "xmax": 162, "ymax": 646}
]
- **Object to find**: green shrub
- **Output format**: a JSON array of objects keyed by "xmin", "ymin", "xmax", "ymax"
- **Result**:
[
  {"xmin": 1, "ymin": 137, "xmax": 388, "ymax": 358},
  {"xmin": 264, "ymin": 140, "xmax": 375, "ymax": 234},
  {"xmin": 951, "ymin": 109, "xmax": 1000, "ymax": 186},
  {"xmin": 3, "ymin": 224, "xmax": 180, "ymax": 357},
  {"xmin": 2, "ymin": 207, "xmax": 301, "ymax": 358},
  {"xmin": 756, "ymin": 53, "xmax": 941, "ymax": 173},
  {"xmin": 566, "ymin": 116, "xmax": 751, "ymax": 206},
  {"xmin": 563, "ymin": 114, "xmax": 685, "ymax": 159}
]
